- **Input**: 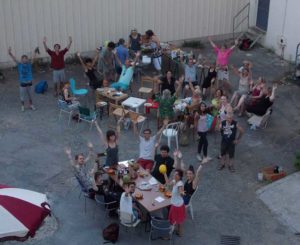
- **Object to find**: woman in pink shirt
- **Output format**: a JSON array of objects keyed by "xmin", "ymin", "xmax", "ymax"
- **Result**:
[{"xmin": 208, "ymin": 37, "xmax": 238, "ymax": 91}]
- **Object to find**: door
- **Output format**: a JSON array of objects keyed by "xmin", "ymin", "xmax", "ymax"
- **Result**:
[{"xmin": 256, "ymin": 0, "xmax": 270, "ymax": 31}]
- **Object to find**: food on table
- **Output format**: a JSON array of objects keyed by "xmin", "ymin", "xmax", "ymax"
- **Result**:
[
  {"xmin": 123, "ymin": 174, "xmax": 131, "ymax": 184},
  {"xmin": 164, "ymin": 191, "xmax": 172, "ymax": 198},
  {"xmin": 159, "ymin": 184, "xmax": 166, "ymax": 192},
  {"xmin": 134, "ymin": 192, "xmax": 143, "ymax": 200}
]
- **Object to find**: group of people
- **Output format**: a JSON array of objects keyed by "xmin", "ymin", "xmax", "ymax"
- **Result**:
[{"xmin": 8, "ymin": 28, "xmax": 277, "ymax": 238}]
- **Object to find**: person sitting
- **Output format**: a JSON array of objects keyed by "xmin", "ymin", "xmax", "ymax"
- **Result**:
[
  {"xmin": 110, "ymin": 51, "xmax": 140, "ymax": 91},
  {"xmin": 65, "ymin": 142, "xmax": 96, "ymax": 198},
  {"xmin": 181, "ymin": 56, "xmax": 199, "ymax": 98},
  {"xmin": 120, "ymin": 182, "xmax": 142, "ymax": 223},
  {"xmin": 61, "ymin": 82, "xmax": 80, "ymax": 109},
  {"xmin": 152, "ymin": 145, "xmax": 174, "ymax": 184},
  {"xmin": 210, "ymin": 89, "xmax": 223, "ymax": 116},
  {"xmin": 246, "ymin": 84, "xmax": 277, "ymax": 116},
  {"xmin": 156, "ymin": 70, "xmax": 179, "ymax": 95},
  {"xmin": 230, "ymin": 65, "xmax": 253, "ymax": 108},
  {"xmin": 77, "ymin": 49, "xmax": 102, "ymax": 90},
  {"xmin": 234, "ymin": 77, "xmax": 266, "ymax": 115}
]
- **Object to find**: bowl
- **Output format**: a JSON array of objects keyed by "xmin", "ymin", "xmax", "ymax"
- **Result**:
[{"xmin": 164, "ymin": 191, "xmax": 172, "ymax": 198}]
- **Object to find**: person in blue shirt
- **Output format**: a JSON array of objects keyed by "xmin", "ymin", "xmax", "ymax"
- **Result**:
[
  {"xmin": 8, "ymin": 47, "xmax": 37, "ymax": 112},
  {"xmin": 115, "ymin": 39, "xmax": 129, "ymax": 78},
  {"xmin": 110, "ymin": 51, "xmax": 140, "ymax": 91}
]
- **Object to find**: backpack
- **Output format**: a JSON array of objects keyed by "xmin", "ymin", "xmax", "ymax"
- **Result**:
[
  {"xmin": 102, "ymin": 223, "xmax": 119, "ymax": 243},
  {"xmin": 35, "ymin": 80, "xmax": 48, "ymax": 94},
  {"xmin": 239, "ymin": 38, "xmax": 252, "ymax": 50}
]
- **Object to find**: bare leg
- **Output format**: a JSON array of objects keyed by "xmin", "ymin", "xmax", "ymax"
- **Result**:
[{"xmin": 234, "ymin": 94, "xmax": 246, "ymax": 110}]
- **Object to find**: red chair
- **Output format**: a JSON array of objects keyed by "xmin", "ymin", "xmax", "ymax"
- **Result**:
[{"xmin": 144, "ymin": 98, "xmax": 159, "ymax": 114}]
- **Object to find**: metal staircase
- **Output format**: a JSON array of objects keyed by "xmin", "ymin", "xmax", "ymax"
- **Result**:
[{"xmin": 233, "ymin": 3, "xmax": 265, "ymax": 49}]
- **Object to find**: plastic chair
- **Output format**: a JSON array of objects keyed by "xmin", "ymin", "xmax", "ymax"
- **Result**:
[
  {"xmin": 69, "ymin": 78, "xmax": 88, "ymax": 96},
  {"xmin": 160, "ymin": 122, "xmax": 181, "ymax": 149},
  {"xmin": 94, "ymin": 194, "xmax": 118, "ymax": 218},
  {"xmin": 185, "ymin": 186, "xmax": 199, "ymax": 220},
  {"xmin": 57, "ymin": 99, "xmax": 75, "ymax": 125},
  {"xmin": 75, "ymin": 176, "xmax": 90, "ymax": 214},
  {"xmin": 77, "ymin": 106, "xmax": 97, "ymax": 130},
  {"xmin": 149, "ymin": 216, "xmax": 175, "ymax": 244}
]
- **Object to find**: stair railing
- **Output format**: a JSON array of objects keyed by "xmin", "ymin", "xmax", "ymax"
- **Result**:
[{"xmin": 233, "ymin": 2, "xmax": 250, "ymax": 39}]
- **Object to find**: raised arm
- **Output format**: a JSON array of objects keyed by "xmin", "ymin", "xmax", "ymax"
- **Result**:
[
  {"xmin": 156, "ymin": 118, "xmax": 169, "ymax": 138},
  {"xmin": 269, "ymin": 84, "xmax": 277, "ymax": 102},
  {"xmin": 230, "ymin": 39, "xmax": 239, "ymax": 50},
  {"xmin": 95, "ymin": 121, "xmax": 107, "ymax": 146},
  {"xmin": 115, "ymin": 116, "xmax": 123, "ymax": 142},
  {"xmin": 76, "ymin": 52, "xmax": 87, "ymax": 70},
  {"xmin": 208, "ymin": 36, "xmax": 217, "ymax": 48},
  {"xmin": 65, "ymin": 147, "xmax": 76, "ymax": 167},
  {"xmin": 66, "ymin": 36, "xmax": 72, "ymax": 50},
  {"xmin": 84, "ymin": 142, "xmax": 94, "ymax": 163},
  {"xmin": 92, "ymin": 49, "xmax": 100, "ymax": 67},
  {"xmin": 192, "ymin": 164, "xmax": 203, "ymax": 189},
  {"xmin": 188, "ymin": 79, "xmax": 195, "ymax": 93},
  {"xmin": 43, "ymin": 37, "xmax": 49, "ymax": 52},
  {"xmin": 8, "ymin": 47, "xmax": 18, "ymax": 64}
]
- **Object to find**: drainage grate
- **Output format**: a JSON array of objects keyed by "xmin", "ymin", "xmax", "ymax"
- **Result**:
[{"xmin": 220, "ymin": 235, "xmax": 241, "ymax": 245}]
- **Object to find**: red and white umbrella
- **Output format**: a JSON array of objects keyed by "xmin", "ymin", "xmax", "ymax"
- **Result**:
[{"xmin": 0, "ymin": 184, "xmax": 51, "ymax": 242}]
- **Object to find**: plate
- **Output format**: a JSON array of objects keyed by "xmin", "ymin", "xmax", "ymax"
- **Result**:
[
  {"xmin": 138, "ymin": 182, "xmax": 152, "ymax": 191},
  {"xmin": 144, "ymin": 103, "xmax": 152, "ymax": 107}
]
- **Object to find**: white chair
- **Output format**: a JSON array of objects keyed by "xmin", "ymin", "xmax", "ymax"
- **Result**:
[
  {"xmin": 161, "ymin": 122, "xmax": 181, "ymax": 149},
  {"xmin": 119, "ymin": 211, "xmax": 141, "ymax": 231},
  {"xmin": 185, "ymin": 186, "xmax": 199, "ymax": 220},
  {"xmin": 57, "ymin": 99, "xmax": 76, "ymax": 125}
]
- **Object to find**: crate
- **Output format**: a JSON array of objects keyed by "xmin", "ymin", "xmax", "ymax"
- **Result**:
[{"xmin": 262, "ymin": 166, "xmax": 286, "ymax": 181}]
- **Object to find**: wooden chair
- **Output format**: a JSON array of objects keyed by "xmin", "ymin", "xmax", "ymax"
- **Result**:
[
  {"xmin": 138, "ymin": 76, "xmax": 155, "ymax": 98},
  {"xmin": 109, "ymin": 103, "xmax": 129, "ymax": 122},
  {"xmin": 128, "ymin": 110, "xmax": 147, "ymax": 134}
]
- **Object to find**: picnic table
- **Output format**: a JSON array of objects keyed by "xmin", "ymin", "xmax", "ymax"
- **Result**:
[{"xmin": 106, "ymin": 160, "xmax": 171, "ymax": 213}]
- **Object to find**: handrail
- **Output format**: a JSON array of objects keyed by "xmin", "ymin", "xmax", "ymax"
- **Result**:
[{"xmin": 233, "ymin": 2, "xmax": 250, "ymax": 39}]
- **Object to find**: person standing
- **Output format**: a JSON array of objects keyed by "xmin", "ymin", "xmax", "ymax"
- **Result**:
[
  {"xmin": 100, "ymin": 41, "xmax": 116, "ymax": 82},
  {"xmin": 115, "ymin": 38, "xmax": 129, "ymax": 76},
  {"xmin": 128, "ymin": 28, "xmax": 142, "ymax": 54},
  {"xmin": 43, "ymin": 36, "xmax": 72, "ymax": 96},
  {"xmin": 144, "ymin": 30, "xmax": 162, "ymax": 72},
  {"xmin": 218, "ymin": 113, "xmax": 244, "ymax": 172},
  {"xmin": 8, "ymin": 47, "xmax": 37, "ymax": 112}
]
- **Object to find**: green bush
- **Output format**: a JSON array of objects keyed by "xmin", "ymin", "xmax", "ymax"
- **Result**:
[
  {"xmin": 182, "ymin": 40, "xmax": 204, "ymax": 49},
  {"xmin": 295, "ymin": 152, "xmax": 300, "ymax": 170}
]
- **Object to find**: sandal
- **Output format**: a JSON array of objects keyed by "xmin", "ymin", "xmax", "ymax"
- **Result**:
[
  {"xmin": 228, "ymin": 165, "xmax": 236, "ymax": 173},
  {"xmin": 218, "ymin": 164, "xmax": 225, "ymax": 170}
]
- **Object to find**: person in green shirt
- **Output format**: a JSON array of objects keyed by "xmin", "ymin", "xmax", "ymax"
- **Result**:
[{"xmin": 156, "ymin": 76, "xmax": 183, "ymax": 120}]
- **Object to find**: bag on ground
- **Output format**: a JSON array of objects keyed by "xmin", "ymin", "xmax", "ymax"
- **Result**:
[
  {"xmin": 35, "ymin": 80, "xmax": 48, "ymax": 94},
  {"xmin": 102, "ymin": 223, "xmax": 119, "ymax": 243}
]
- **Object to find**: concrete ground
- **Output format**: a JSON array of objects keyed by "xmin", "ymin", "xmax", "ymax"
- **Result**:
[{"xmin": 1, "ymin": 41, "xmax": 300, "ymax": 245}]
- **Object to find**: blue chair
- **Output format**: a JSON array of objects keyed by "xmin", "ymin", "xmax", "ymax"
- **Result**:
[{"xmin": 69, "ymin": 78, "xmax": 88, "ymax": 96}]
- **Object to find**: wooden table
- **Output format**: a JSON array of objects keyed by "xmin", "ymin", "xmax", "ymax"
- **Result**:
[
  {"xmin": 96, "ymin": 89, "xmax": 128, "ymax": 105},
  {"xmin": 107, "ymin": 160, "xmax": 171, "ymax": 213}
]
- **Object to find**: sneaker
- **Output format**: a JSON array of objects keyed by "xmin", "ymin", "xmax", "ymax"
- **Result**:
[
  {"xmin": 196, "ymin": 154, "xmax": 202, "ymax": 161},
  {"xmin": 30, "ymin": 105, "xmax": 36, "ymax": 111},
  {"xmin": 202, "ymin": 156, "xmax": 212, "ymax": 164},
  {"xmin": 21, "ymin": 106, "xmax": 25, "ymax": 112}
]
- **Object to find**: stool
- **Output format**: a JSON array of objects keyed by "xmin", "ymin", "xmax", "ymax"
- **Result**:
[{"xmin": 95, "ymin": 101, "xmax": 108, "ymax": 120}]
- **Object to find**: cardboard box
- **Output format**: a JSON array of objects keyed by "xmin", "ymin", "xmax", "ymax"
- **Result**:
[{"xmin": 262, "ymin": 166, "xmax": 286, "ymax": 181}]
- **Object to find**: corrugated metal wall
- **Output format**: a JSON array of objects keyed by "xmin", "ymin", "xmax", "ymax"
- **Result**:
[{"xmin": 0, "ymin": 0, "xmax": 248, "ymax": 65}]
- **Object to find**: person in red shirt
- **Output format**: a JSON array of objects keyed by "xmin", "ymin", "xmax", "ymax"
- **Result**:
[{"xmin": 43, "ymin": 36, "xmax": 72, "ymax": 96}]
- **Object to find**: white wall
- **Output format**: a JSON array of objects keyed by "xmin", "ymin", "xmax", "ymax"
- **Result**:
[
  {"xmin": 0, "ymin": 0, "xmax": 249, "ymax": 67},
  {"xmin": 250, "ymin": 0, "xmax": 300, "ymax": 61}
]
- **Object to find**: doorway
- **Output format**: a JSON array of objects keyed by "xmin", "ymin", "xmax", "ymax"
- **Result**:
[{"xmin": 256, "ymin": 0, "xmax": 270, "ymax": 31}]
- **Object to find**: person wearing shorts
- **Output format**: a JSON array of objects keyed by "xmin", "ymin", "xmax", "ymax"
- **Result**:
[
  {"xmin": 182, "ymin": 56, "xmax": 198, "ymax": 98},
  {"xmin": 8, "ymin": 47, "xmax": 37, "ymax": 112},
  {"xmin": 218, "ymin": 113, "xmax": 244, "ymax": 172},
  {"xmin": 43, "ymin": 36, "xmax": 72, "ymax": 96}
]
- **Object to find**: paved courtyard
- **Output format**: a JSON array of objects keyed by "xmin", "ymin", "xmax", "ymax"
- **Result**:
[{"xmin": 1, "ymin": 41, "xmax": 300, "ymax": 245}]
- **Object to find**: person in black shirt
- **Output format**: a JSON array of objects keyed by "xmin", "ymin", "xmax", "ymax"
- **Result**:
[
  {"xmin": 219, "ymin": 113, "xmax": 244, "ymax": 172},
  {"xmin": 151, "ymin": 145, "xmax": 174, "ymax": 184},
  {"xmin": 157, "ymin": 70, "xmax": 179, "ymax": 95}
]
